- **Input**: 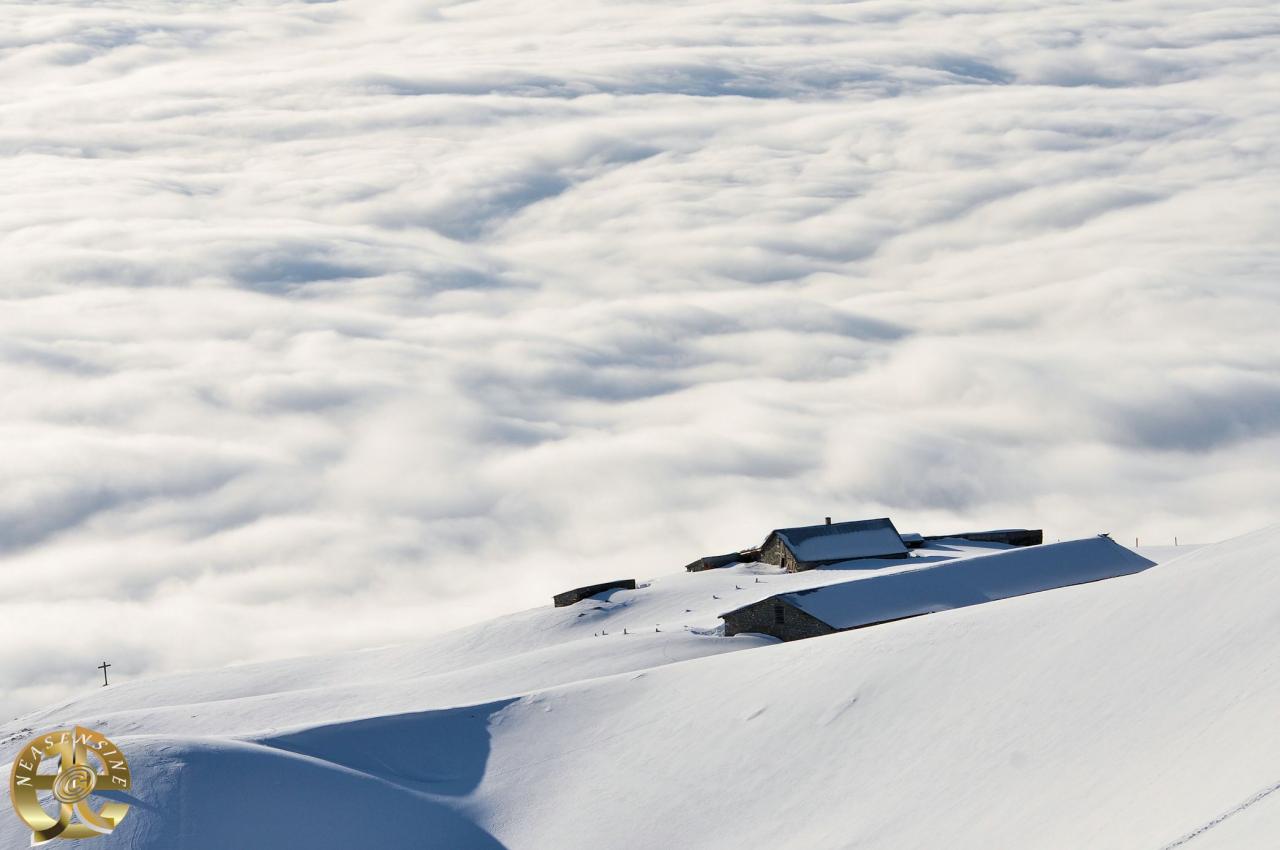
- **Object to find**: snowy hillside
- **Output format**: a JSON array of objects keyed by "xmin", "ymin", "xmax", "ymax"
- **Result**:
[
  {"xmin": 3, "ymin": 538, "xmax": 1009, "ymax": 737},
  {"xmin": 4, "ymin": 529, "xmax": 1277, "ymax": 848}
]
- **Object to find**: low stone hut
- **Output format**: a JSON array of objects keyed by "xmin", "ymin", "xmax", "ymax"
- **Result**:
[
  {"xmin": 553, "ymin": 579, "xmax": 636, "ymax": 608},
  {"xmin": 722, "ymin": 536, "xmax": 1153, "ymax": 641}
]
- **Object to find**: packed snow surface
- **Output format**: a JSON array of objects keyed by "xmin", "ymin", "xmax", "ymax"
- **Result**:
[{"xmin": 2, "ymin": 531, "xmax": 1276, "ymax": 849}]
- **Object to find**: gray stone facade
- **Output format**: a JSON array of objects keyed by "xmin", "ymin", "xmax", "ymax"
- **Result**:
[
  {"xmin": 722, "ymin": 597, "xmax": 837, "ymax": 641},
  {"xmin": 758, "ymin": 532, "xmax": 800, "ymax": 571}
]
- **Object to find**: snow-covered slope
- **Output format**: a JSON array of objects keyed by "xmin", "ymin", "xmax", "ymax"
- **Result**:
[
  {"xmin": 2, "ymin": 539, "xmax": 1009, "ymax": 737},
  {"xmin": 3, "ymin": 531, "xmax": 1276, "ymax": 848}
]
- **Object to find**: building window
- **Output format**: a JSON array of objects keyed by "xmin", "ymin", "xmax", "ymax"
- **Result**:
[{"xmin": 773, "ymin": 604, "xmax": 785, "ymax": 625}]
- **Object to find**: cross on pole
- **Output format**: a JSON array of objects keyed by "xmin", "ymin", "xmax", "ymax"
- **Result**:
[{"xmin": 98, "ymin": 661, "xmax": 111, "ymax": 687}]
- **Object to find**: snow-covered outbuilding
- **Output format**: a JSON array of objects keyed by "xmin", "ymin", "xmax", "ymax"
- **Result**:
[
  {"xmin": 721, "ymin": 536, "xmax": 1155, "ymax": 641},
  {"xmin": 553, "ymin": 579, "xmax": 637, "ymax": 607},
  {"xmin": 684, "ymin": 548, "xmax": 763, "ymax": 573},
  {"xmin": 924, "ymin": 528, "xmax": 1043, "ymax": 547}
]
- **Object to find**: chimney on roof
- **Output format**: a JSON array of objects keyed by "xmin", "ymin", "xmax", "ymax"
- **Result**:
[{"xmin": 825, "ymin": 517, "xmax": 832, "ymax": 525}]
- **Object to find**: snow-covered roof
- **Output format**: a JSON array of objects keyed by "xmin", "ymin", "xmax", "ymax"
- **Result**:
[
  {"xmin": 772, "ymin": 517, "xmax": 908, "ymax": 563},
  {"xmin": 780, "ymin": 536, "xmax": 1155, "ymax": 629}
]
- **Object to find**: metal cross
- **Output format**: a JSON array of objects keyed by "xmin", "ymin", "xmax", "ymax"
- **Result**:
[{"xmin": 98, "ymin": 661, "xmax": 111, "ymax": 687}]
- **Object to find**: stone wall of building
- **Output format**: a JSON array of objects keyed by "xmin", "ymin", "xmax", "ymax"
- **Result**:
[
  {"xmin": 758, "ymin": 534, "xmax": 800, "ymax": 571},
  {"xmin": 722, "ymin": 597, "xmax": 838, "ymax": 641}
]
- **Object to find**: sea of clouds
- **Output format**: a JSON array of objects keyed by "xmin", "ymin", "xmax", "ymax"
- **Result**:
[{"xmin": 1, "ymin": 0, "xmax": 1278, "ymax": 716}]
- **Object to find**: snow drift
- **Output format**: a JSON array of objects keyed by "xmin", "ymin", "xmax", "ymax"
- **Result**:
[{"xmin": 776, "ymin": 535, "xmax": 1155, "ymax": 629}]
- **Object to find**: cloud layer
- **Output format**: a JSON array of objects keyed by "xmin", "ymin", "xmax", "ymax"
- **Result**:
[{"xmin": 2, "ymin": 0, "xmax": 1278, "ymax": 716}]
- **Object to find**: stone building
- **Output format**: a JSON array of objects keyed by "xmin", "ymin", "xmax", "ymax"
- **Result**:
[
  {"xmin": 722, "ymin": 536, "xmax": 1154, "ymax": 641},
  {"xmin": 758, "ymin": 517, "xmax": 910, "ymax": 572},
  {"xmin": 684, "ymin": 517, "xmax": 910, "ymax": 572}
]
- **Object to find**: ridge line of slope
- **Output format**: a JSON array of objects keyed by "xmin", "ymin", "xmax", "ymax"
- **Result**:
[{"xmin": 1157, "ymin": 777, "xmax": 1280, "ymax": 850}]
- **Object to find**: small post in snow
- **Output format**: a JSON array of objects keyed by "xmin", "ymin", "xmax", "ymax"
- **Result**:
[{"xmin": 98, "ymin": 661, "xmax": 111, "ymax": 687}]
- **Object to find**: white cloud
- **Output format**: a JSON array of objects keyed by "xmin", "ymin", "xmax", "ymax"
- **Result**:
[{"xmin": 1, "ymin": 0, "xmax": 1278, "ymax": 717}]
